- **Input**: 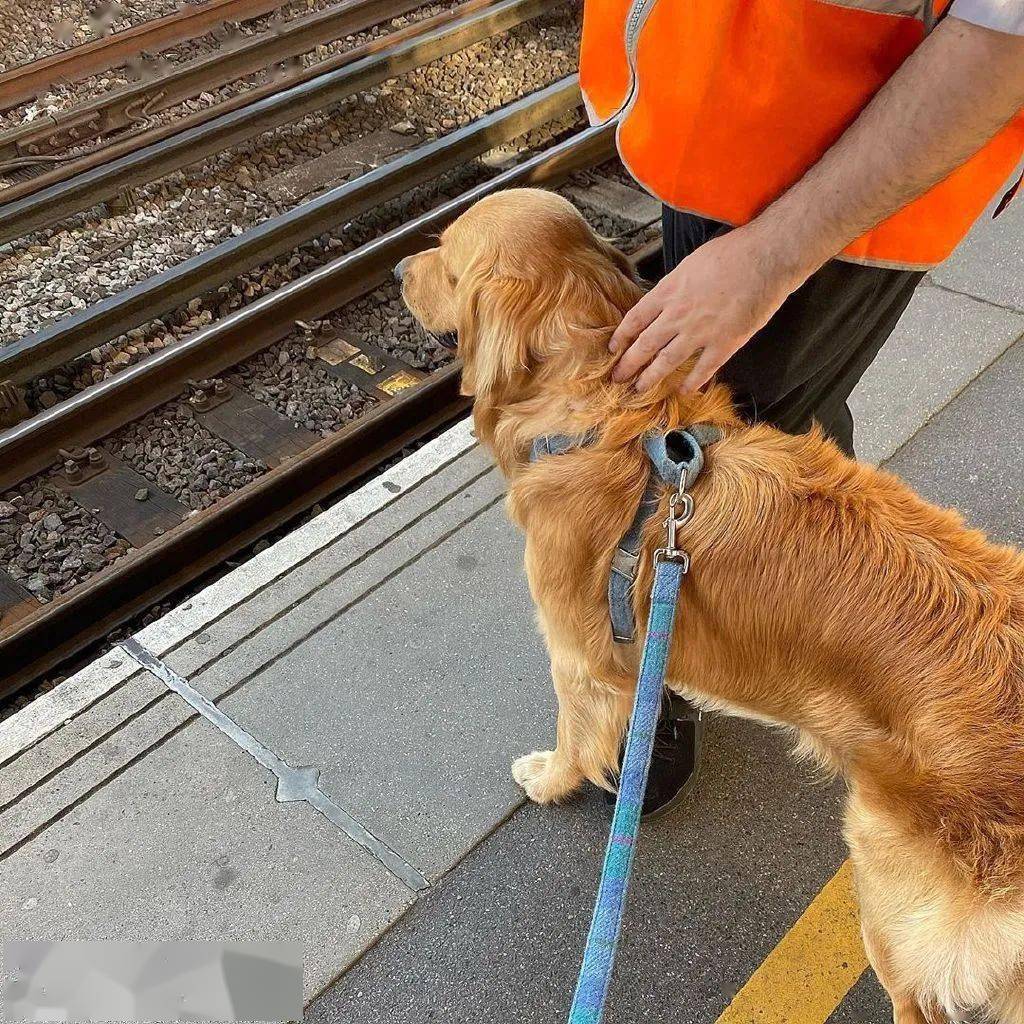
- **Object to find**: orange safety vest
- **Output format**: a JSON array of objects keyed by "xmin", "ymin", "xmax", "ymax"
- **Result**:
[{"xmin": 580, "ymin": 0, "xmax": 1024, "ymax": 269}]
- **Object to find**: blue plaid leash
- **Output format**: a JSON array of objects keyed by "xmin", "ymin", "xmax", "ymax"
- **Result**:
[
  {"xmin": 567, "ymin": 557, "xmax": 686, "ymax": 1024},
  {"xmin": 567, "ymin": 428, "xmax": 711, "ymax": 1024}
]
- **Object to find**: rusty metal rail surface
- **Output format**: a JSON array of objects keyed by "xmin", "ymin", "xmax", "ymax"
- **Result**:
[
  {"xmin": 0, "ymin": 0, "xmax": 439, "ymax": 166},
  {"xmin": 0, "ymin": 0, "xmax": 289, "ymax": 112},
  {"xmin": 0, "ymin": 123, "xmax": 615, "ymax": 697},
  {"xmin": 0, "ymin": 0, "xmax": 557, "ymax": 246},
  {"xmin": 0, "ymin": 76, "xmax": 581, "ymax": 389}
]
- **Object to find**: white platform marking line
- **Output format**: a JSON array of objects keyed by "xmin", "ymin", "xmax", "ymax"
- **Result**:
[{"xmin": 119, "ymin": 637, "xmax": 429, "ymax": 893}]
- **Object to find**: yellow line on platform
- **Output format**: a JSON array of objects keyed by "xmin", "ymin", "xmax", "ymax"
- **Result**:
[{"xmin": 715, "ymin": 860, "xmax": 868, "ymax": 1024}]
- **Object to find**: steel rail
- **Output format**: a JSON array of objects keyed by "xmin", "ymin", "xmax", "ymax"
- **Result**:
[
  {"xmin": 0, "ymin": 0, "xmax": 559, "ymax": 245},
  {"xmin": 0, "ymin": 0, "xmax": 503, "ymax": 208},
  {"xmin": 0, "ymin": 77, "xmax": 581, "ymax": 387},
  {"xmin": 0, "ymin": 0, "xmax": 439, "ymax": 164},
  {"xmin": 0, "ymin": 122, "xmax": 614, "ymax": 698},
  {"xmin": 0, "ymin": 0, "xmax": 289, "ymax": 112},
  {"xmin": 0, "ymin": 123, "xmax": 612, "ymax": 491}
]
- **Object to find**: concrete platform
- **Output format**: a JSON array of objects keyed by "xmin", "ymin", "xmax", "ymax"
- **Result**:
[{"xmin": 0, "ymin": 222, "xmax": 1021, "ymax": 1021}]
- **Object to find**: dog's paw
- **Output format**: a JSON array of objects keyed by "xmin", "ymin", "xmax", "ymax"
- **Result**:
[{"xmin": 512, "ymin": 750, "xmax": 579, "ymax": 804}]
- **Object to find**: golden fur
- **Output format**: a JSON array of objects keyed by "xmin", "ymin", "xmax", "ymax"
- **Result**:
[{"xmin": 399, "ymin": 188, "xmax": 1024, "ymax": 1023}]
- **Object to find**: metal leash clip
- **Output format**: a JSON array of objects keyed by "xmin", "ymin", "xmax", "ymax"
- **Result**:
[{"xmin": 654, "ymin": 486, "xmax": 694, "ymax": 570}]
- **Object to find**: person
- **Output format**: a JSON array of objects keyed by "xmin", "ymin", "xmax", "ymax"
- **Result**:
[{"xmin": 579, "ymin": 0, "xmax": 1024, "ymax": 817}]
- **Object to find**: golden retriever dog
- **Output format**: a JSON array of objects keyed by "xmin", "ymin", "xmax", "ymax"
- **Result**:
[{"xmin": 398, "ymin": 188, "xmax": 1024, "ymax": 1024}]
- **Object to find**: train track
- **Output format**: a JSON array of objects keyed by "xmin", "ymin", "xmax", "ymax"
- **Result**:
[
  {"xmin": 0, "ymin": 70, "xmax": 578, "ymax": 393},
  {"xmin": 0, "ymin": 0, "xmax": 660, "ymax": 709},
  {"xmin": 0, "ymin": 119, "xmax": 649, "ymax": 698},
  {"xmin": 0, "ymin": 0, "xmax": 292, "ymax": 113},
  {"xmin": 0, "ymin": 0, "xmax": 554, "ymax": 242},
  {"xmin": 0, "ymin": 0, "xmax": 434, "ymax": 171}
]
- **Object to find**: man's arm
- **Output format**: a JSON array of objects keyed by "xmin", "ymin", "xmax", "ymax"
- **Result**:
[{"xmin": 609, "ymin": 15, "xmax": 1024, "ymax": 393}]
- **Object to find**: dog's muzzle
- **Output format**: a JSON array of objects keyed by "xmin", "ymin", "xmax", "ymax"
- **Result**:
[{"xmin": 391, "ymin": 259, "xmax": 456, "ymax": 350}]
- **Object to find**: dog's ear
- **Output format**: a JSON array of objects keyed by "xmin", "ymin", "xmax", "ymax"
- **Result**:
[
  {"xmin": 456, "ymin": 258, "xmax": 539, "ymax": 400},
  {"xmin": 455, "ymin": 232, "xmax": 642, "ymax": 399},
  {"xmin": 576, "ymin": 237, "xmax": 642, "ymax": 323},
  {"xmin": 531, "ymin": 239, "xmax": 643, "ymax": 379}
]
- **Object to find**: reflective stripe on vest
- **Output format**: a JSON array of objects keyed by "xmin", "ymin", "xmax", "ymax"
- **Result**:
[{"xmin": 580, "ymin": 0, "xmax": 1024, "ymax": 269}]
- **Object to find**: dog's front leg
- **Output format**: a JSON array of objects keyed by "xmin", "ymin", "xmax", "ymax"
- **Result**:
[{"xmin": 513, "ymin": 647, "xmax": 631, "ymax": 805}]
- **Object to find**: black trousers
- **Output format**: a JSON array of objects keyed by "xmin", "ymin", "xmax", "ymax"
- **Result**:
[{"xmin": 661, "ymin": 209, "xmax": 925, "ymax": 456}]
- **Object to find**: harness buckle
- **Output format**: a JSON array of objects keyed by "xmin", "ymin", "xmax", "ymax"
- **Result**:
[{"xmin": 654, "ymin": 488, "xmax": 694, "ymax": 569}]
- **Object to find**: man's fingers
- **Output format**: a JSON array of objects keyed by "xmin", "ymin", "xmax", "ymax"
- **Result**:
[
  {"xmin": 609, "ymin": 291, "xmax": 660, "ymax": 353},
  {"xmin": 611, "ymin": 315, "xmax": 678, "ymax": 382},
  {"xmin": 634, "ymin": 337, "xmax": 700, "ymax": 392},
  {"xmin": 680, "ymin": 347, "xmax": 723, "ymax": 394}
]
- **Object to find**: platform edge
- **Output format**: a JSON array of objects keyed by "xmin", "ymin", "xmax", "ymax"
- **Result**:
[{"xmin": 0, "ymin": 415, "xmax": 477, "ymax": 766}]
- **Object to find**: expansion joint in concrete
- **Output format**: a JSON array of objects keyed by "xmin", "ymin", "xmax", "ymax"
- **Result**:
[{"xmin": 120, "ymin": 638, "xmax": 430, "ymax": 893}]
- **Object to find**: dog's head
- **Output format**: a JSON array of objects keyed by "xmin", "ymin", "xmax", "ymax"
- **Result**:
[{"xmin": 396, "ymin": 189, "xmax": 643, "ymax": 413}]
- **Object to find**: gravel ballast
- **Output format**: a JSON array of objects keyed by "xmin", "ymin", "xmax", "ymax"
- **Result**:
[
  {"xmin": 0, "ymin": 484, "xmax": 131, "ymax": 602},
  {"xmin": 0, "ymin": 0, "xmax": 184, "ymax": 71},
  {"xmin": 334, "ymin": 282, "xmax": 454, "ymax": 374},
  {"xmin": 107, "ymin": 403, "xmax": 266, "ymax": 509},
  {"xmin": 234, "ymin": 335, "xmax": 377, "ymax": 436}
]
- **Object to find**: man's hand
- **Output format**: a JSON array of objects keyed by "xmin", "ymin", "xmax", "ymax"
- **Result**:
[{"xmin": 609, "ymin": 225, "xmax": 805, "ymax": 393}]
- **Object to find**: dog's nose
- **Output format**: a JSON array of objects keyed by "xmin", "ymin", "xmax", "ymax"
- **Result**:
[{"xmin": 393, "ymin": 257, "xmax": 410, "ymax": 283}]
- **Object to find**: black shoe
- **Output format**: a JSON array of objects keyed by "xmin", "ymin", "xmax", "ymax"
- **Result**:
[{"xmin": 605, "ymin": 690, "xmax": 703, "ymax": 820}]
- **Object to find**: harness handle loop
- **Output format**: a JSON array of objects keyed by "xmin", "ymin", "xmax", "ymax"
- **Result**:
[{"xmin": 530, "ymin": 424, "xmax": 721, "ymax": 642}]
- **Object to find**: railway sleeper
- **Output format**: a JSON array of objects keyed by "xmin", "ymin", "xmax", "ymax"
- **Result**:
[
  {"xmin": 564, "ymin": 177, "xmax": 661, "ymax": 232},
  {"xmin": 0, "ymin": 382, "xmax": 29, "ymax": 428},
  {"xmin": 52, "ymin": 448, "xmax": 191, "ymax": 547},
  {"xmin": 0, "ymin": 568, "xmax": 36, "ymax": 630},
  {"xmin": 261, "ymin": 128, "xmax": 420, "ymax": 205},
  {"xmin": 188, "ymin": 379, "xmax": 318, "ymax": 467},
  {"xmin": 313, "ymin": 329, "xmax": 424, "ymax": 401}
]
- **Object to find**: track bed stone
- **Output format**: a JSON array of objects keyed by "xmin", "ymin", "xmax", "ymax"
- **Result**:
[
  {"xmin": 106, "ymin": 404, "xmax": 267, "ymax": 510},
  {"xmin": 334, "ymin": 283, "xmax": 453, "ymax": 373},
  {"xmin": 234, "ymin": 336, "xmax": 377, "ymax": 436},
  {"xmin": 0, "ymin": 483, "xmax": 130, "ymax": 602}
]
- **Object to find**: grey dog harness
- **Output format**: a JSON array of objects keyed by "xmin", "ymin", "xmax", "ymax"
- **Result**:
[{"xmin": 529, "ymin": 424, "xmax": 722, "ymax": 643}]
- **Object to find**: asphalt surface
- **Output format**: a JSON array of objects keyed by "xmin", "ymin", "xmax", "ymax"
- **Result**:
[{"xmin": 308, "ymin": 716, "xmax": 851, "ymax": 1024}]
